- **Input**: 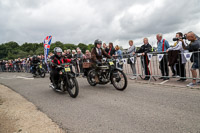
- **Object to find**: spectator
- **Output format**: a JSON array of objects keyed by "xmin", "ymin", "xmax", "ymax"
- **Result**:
[
  {"xmin": 0, "ymin": 60, "xmax": 2, "ymax": 72},
  {"xmin": 108, "ymin": 42, "xmax": 115, "ymax": 56},
  {"xmin": 72, "ymin": 50, "xmax": 77, "ymax": 58},
  {"xmin": 127, "ymin": 40, "xmax": 137, "ymax": 80},
  {"xmin": 9, "ymin": 60, "xmax": 13, "ymax": 72},
  {"xmin": 182, "ymin": 32, "xmax": 200, "ymax": 87},
  {"xmin": 77, "ymin": 49, "xmax": 84, "ymax": 73},
  {"xmin": 76, "ymin": 47, "xmax": 81, "ymax": 53},
  {"xmin": 113, "ymin": 45, "xmax": 123, "ymax": 69},
  {"xmin": 22, "ymin": 58, "xmax": 27, "ymax": 72},
  {"xmin": 20, "ymin": 59, "xmax": 23, "ymax": 72},
  {"xmin": 83, "ymin": 50, "xmax": 91, "ymax": 60},
  {"xmin": 26, "ymin": 58, "xmax": 30, "ymax": 73},
  {"xmin": 72, "ymin": 50, "xmax": 79, "ymax": 74},
  {"xmin": 103, "ymin": 43, "xmax": 109, "ymax": 53},
  {"xmin": 29, "ymin": 57, "xmax": 33, "ymax": 73},
  {"xmin": 83, "ymin": 50, "xmax": 91, "ymax": 77},
  {"xmin": 166, "ymin": 32, "xmax": 187, "ymax": 81},
  {"xmin": 65, "ymin": 49, "xmax": 72, "ymax": 59},
  {"xmin": 64, "ymin": 50, "xmax": 67, "ymax": 54},
  {"xmin": 134, "ymin": 38, "xmax": 152, "ymax": 80},
  {"xmin": 15, "ymin": 58, "xmax": 20, "ymax": 72},
  {"xmin": 156, "ymin": 33, "xmax": 170, "ymax": 80},
  {"xmin": 2, "ymin": 60, "xmax": 6, "ymax": 72},
  {"xmin": 169, "ymin": 41, "xmax": 179, "ymax": 77}
]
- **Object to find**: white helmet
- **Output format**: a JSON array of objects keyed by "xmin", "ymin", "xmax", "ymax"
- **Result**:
[{"xmin": 54, "ymin": 47, "xmax": 63, "ymax": 57}]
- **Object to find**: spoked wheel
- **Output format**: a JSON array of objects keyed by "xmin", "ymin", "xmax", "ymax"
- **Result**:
[
  {"xmin": 87, "ymin": 69, "xmax": 97, "ymax": 86},
  {"xmin": 39, "ymin": 68, "xmax": 46, "ymax": 78},
  {"xmin": 111, "ymin": 69, "xmax": 127, "ymax": 91},
  {"xmin": 67, "ymin": 77, "xmax": 79, "ymax": 98}
]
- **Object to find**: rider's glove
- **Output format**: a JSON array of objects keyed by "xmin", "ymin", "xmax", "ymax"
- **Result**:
[{"xmin": 57, "ymin": 65, "xmax": 61, "ymax": 68}]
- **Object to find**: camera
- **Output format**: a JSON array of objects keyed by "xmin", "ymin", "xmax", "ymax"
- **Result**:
[{"xmin": 172, "ymin": 35, "xmax": 187, "ymax": 41}]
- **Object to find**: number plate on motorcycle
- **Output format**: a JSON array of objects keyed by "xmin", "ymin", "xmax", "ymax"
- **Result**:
[
  {"xmin": 39, "ymin": 65, "xmax": 42, "ymax": 68},
  {"xmin": 65, "ymin": 67, "xmax": 71, "ymax": 72},
  {"xmin": 109, "ymin": 62, "xmax": 114, "ymax": 65}
]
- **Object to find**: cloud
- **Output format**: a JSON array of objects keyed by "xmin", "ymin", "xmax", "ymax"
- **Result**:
[{"xmin": 0, "ymin": 0, "xmax": 200, "ymax": 48}]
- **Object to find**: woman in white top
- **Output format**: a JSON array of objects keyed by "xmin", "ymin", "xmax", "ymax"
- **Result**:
[{"xmin": 126, "ymin": 40, "xmax": 137, "ymax": 80}]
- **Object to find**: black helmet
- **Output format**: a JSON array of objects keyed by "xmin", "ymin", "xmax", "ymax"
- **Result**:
[
  {"xmin": 54, "ymin": 47, "xmax": 63, "ymax": 57},
  {"xmin": 94, "ymin": 39, "xmax": 102, "ymax": 47}
]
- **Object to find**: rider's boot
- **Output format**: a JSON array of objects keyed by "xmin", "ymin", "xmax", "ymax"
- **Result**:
[{"xmin": 95, "ymin": 76, "xmax": 99, "ymax": 83}]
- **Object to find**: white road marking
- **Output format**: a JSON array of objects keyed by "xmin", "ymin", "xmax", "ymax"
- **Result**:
[
  {"xmin": 159, "ymin": 80, "xmax": 169, "ymax": 84},
  {"xmin": 16, "ymin": 76, "xmax": 34, "ymax": 80},
  {"xmin": 0, "ymin": 76, "xmax": 34, "ymax": 80}
]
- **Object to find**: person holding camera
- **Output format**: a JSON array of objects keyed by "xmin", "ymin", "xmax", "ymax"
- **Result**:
[
  {"xmin": 157, "ymin": 34, "xmax": 170, "ymax": 80},
  {"xmin": 166, "ymin": 32, "xmax": 187, "ymax": 81},
  {"xmin": 182, "ymin": 32, "xmax": 200, "ymax": 87}
]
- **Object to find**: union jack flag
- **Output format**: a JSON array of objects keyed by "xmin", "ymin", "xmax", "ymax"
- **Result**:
[
  {"xmin": 44, "ymin": 35, "xmax": 52, "ymax": 49},
  {"xmin": 44, "ymin": 35, "xmax": 52, "ymax": 64}
]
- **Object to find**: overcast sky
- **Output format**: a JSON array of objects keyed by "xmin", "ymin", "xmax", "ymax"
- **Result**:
[{"xmin": 0, "ymin": 0, "xmax": 200, "ymax": 48}]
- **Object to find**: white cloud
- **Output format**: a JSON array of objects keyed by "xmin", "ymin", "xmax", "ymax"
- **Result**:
[{"xmin": 0, "ymin": 0, "xmax": 200, "ymax": 49}]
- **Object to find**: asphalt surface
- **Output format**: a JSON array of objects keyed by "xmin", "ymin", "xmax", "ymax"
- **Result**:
[{"xmin": 0, "ymin": 72, "xmax": 200, "ymax": 133}]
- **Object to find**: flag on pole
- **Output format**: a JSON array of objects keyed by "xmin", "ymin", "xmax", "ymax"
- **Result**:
[{"xmin": 44, "ymin": 35, "xmax": 52, "ymax": 63}]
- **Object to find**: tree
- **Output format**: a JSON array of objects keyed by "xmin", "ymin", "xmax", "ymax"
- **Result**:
[
  {"xmin": 20, "ymin": 42, "xmax": 41, "ymax": 54},
  {"xmin": 50, "ymin": 41, "xmax": 64, "ymax": 53},
  {"xmin": 0, "ymin": 41, "xmax": 19, "ymax": 59},
  {"xmin": 0, "ymin": 41, "xmax": 99, "ymax": 60},
  {"xmin": 0, "ymin": 44, "xmax": 7, "ymax": 59},
  {"xmin": 87, "ymin": 44, "xmax": 94, "ymax": 51},
  {"xmin": 35, "ymin": 47, "xmax": 44, "ymax": 55},
  {"xmin": 64, "ymin": 44, "xmax": 77, "ymax": 50},
  {"xmin": 78, "ymin": 43, "xmax": 87, "ymax": 53}
]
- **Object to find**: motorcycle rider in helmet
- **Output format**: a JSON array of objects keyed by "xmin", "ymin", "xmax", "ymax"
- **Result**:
[
  {"xmin": 91, "ymin": 39, "xmax": 111, "ymax": 82},
  {"xmin": 50, "ymin": 47, "xmax": 71, "ymax": 91},
  {"xmin": 31, "ymin": 55, "xmax": 40, "ymax": 76}
]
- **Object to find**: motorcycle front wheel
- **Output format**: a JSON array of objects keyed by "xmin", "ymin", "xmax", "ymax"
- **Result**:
[
  {"xmin": 39, "ymin": 68, "xmax": 46, "ymax": 78},
  {"xmin": 66, "ymin": 76, "xmax": 79, "ymax": 98},
  {"xmin": 111, "ymin": 69, "xmax": 127, "ymax": 91},
  {"xmin": 87, "ymin": 69, "xmax": 97, "ymax": 86}
]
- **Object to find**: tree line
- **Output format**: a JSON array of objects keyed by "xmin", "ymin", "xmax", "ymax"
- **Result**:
[{"xmin": 0, "ymin": 41, "xmax": 95, "ymax": 60}]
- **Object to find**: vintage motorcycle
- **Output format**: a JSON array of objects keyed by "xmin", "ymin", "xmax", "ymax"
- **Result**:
[
  {"xmin": 50, "ymin": 63, "xmax": 79, "ymax": 98},
  {"xmin": 33, "ymin": 62, "xmax": 46, "ymax": 78},
  {"xmin": 87, "ymin": 58, "xmax": 127, "ymax": 91}
]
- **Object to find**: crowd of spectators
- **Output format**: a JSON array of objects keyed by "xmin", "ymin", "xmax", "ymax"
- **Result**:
[{"xmin": 1, "ymin": 31, "xmax": 200, "ymax": 87}]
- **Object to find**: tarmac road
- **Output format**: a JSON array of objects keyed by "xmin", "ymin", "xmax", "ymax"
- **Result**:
[{"xmin": 0, "ymin": 72, "xmax": 200, "ymax": 133}]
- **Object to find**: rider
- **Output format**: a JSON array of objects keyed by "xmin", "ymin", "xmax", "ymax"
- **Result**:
[
  {"xmin": 31, "ymin": 55, "xmax": 40, "ymax": 76},
  {"xmin": 50, "ymin": 47, "xmax": 71, "ymax": 90},
  {"xmin": 91, "ymin": 39, "xmax": 111, "ymax": 82}
]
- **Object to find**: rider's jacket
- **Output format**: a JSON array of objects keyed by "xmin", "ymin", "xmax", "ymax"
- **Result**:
[
  {"xmin": 51, "ymin": 55, "xmax": 71, "ymax": 70},
  {"xmin": 91, "ymin": 47, "xmax": 111, "ymax": 63},
  {"xmin": 31, "ymin": 57, "xmax": 40, "ymax": 66}
]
